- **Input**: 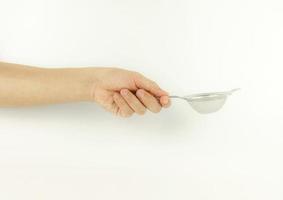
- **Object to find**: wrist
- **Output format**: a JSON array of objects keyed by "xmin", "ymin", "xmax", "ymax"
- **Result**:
[
  {"xmin": 41, "ymin": 67, "xmax": 97, "ymax": 103},
  {"xmin": 76, "ymin": 67, "xmax": 109, "ymax": 102},
  {"xmin": 71, "ymin": 67, "xmax": 98, "ymax": 102}
]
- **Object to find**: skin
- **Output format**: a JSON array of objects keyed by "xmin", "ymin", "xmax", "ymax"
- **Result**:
[{"xmin": 0, "ymin": 62, "xmax": 170, "ymax": 117}]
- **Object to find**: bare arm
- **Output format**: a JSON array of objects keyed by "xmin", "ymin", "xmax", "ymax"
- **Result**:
[
  {"xmin": 0, "ymin": 62, "xmax": 93, "ymax": 106},
  {"xmin": 0, "ymin": 62, "xmax": 170, "ymax": 117}
]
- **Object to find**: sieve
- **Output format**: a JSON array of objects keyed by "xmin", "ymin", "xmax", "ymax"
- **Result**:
[{"xmin": 169, "ymin": 88, "xmax": 240, "ymax": 114}]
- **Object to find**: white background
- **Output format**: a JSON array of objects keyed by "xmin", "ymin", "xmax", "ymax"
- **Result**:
[{"xmin": 0, "ymin": 0, "xmax": 283, "ymax": 199}]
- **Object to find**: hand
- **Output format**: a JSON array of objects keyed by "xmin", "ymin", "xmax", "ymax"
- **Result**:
[
  {"xmin": 89, "ymin": 67, "xmax": 170, "ymax": 117},
  {"xmin": 0, "ymin": 62, "xmax": 170, "ymax": 114}
]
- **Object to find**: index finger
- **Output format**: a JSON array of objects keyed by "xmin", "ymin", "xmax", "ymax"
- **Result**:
[{"xmin": 134, "ymin": 74, "xmax": 168, "ymax": 97}]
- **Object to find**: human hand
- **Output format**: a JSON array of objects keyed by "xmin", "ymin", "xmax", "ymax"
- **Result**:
[
  {"xmin": 0, "ymin": 62, "xmax": 170, "ymax": 114},
  {"xmin": 89, "ymin": 67, "xmax": 170, "ymax": 117}
]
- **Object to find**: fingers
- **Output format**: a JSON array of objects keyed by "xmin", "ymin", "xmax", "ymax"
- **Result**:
[
  {"xmin": 160, "ymin": 96, "xmax": 171, "ymax": 108},
  {"xmin": 117, "ymin": 88, "xmax": 170, "ymax": 117},
  {"xmin": 136, "ymin": 89, "xmax": 162, "ymax": 113},
  {"xmin": 133, "ymin": 73, "xmax": 171, "ymax": 108},
  {"xmin": 113, "ymin": 92, "xmax": 134, "ymax": 117},
  {"xmin": 134, "ymin": 73, "xmax": 168, "ymax": 97},
  {"xmin": 120, "ymin": 89, "xmax": 146, "ymax": 115}
]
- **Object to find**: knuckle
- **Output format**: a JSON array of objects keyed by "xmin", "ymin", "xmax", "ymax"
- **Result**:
[
  {"xmin": 125, "ymin": 109, "xmax": 134, "ymax": 117},
  {"xmin": 137, "ymin": 108, "xmax": 146, "ymax": 115},
  {"xmin": 121, "ymin": 113, "xmax": 131, "ymax": 118},
  {"xmin": 119, "ymin": 110, "xmax": 127, "ymax": 118},
  {"xmin": 120, "ymin": 107, "xmax": 134, "ymax": 117},
  {"xmin": 152, "ymin": 106, "xmax": 161, "ymax": 113},
  {"xmin": 113, "ymin": 107, "xmax": 120, "ymax": 116},
  {"xmin": 120, "ymin": 114, "xmax": 128, "ymax": 118}
]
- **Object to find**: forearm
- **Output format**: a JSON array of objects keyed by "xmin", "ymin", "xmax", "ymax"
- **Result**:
[{"xmin": 0, "ymin": 62, "xmax": 93, "ymax": 107}]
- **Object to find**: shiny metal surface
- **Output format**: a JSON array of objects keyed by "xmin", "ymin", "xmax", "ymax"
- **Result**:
[{"xmin": 169, "ymin": 88, "xmax": 240, "ymax": 114}]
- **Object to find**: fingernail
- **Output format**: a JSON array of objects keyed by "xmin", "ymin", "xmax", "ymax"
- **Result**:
[
  {"xmin": 163, "ymin": 97, "xmax": 168, "ymax": 104},
  {"xmin": 137, "ymin": 89, "xmax": 144, "ymax": 97},
  {"xmin": 121, "ymin": 89, "xmax": 128, "ymax": 96}
]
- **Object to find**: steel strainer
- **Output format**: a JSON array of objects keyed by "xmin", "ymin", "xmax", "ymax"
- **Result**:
[{"xmin": 169, "ymin": 88, "xmax": 240, "ymax": 114}]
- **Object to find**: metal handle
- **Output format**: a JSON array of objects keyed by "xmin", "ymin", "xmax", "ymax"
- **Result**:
[{"xmin": 169, "ymin": 95, "xmax": 181, "ymax": 98}]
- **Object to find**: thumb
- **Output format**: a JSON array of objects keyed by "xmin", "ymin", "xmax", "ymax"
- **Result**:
[{"xmin": 134, "ymin": 74, "xmax": 168, "ymax": 97}]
